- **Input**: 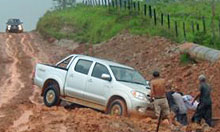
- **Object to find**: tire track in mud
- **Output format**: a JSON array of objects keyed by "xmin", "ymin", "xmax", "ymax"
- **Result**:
[
  {"xmin": 6, "ymin": 34, "xmax": 34, "ymax": 132},
  {"xmin": 0, "ymin": 33, "xmax": 43, "ymax": 132},
  {"xmin": 7, "ymin": 33, "xmax": 41, "ymax": 132},
  {"xmin": 7, "ymin": 33, "xmax": 69, "ymax": 132},
  {"xmin": 0, "ymin": 34, "xmax": 24, "ymax": 108},
  {"xmin": 1, "ymin": 33, "xmax": 71, "ymax": 132}
]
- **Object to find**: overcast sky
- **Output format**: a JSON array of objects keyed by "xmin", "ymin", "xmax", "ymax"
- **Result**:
[{"xmin": 0, "ymin": 0, "xmax": 54, "ymax": 32}]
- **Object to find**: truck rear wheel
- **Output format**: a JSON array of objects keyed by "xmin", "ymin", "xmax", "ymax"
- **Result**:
[
  {"xmin": 43, "ymin": 85, "xmax": 60, "ymax": 107},
  {"xmin": 108, "ymin": 99, "xmax": 127, "ymax": 116}
]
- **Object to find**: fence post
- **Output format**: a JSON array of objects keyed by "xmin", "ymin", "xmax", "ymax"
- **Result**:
[
  {"xmin": 153, "ymin": 9, "xmax": 157, "ymax": 25},
  {"xmin": 138, "ymin": 1, "xmax": 140, "ymax": 12},
  {"xmin": 202, "ymin": 16, "xmax": 206, "ymax": 33},
  {"xmin": 183, "ymin": 22, "xmax": 186, "ymax": 39},
  {"xmin": 196, "ymin": 23, "xmax": 200, "ymax": 32},
  {"xmin": 168, "ymin": 14, "xmax": 170, "ymax": 29},
  {"xmin": 112, "ymin": 0, "xmax": 114, "ymax": 8},
  {"xmin": 161, "ymin": 13, "xmax": 164, "ymax": 26},
  {"xmin": 175, "ymin": 21, "xmax": 178, "ymax": 37},
  {"xmin": 124, "ymin": 1, "xmax": 126, "ymax": 10},
  {"xmin": 149, "ymin": 5, "xmax": 152, "ymax": 18},
  {"xmin": 144, "ymin": 4, "xmax": 146, "ymax": 16},
  {"xmin": 128, "ymin": 0, "xmax": 131, "ymax": 11},
  {"xmin": 191, "ymin": 21, "xmax": 195, "ymax": 33},
  {"xmin": 133, "ymin": 2, "xmax": 136, "ymax": 11}
]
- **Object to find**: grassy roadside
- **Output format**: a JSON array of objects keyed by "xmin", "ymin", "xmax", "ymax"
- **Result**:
[
  {"xmin": 37, "ymin": 5, "xmax": 177, "ymax": 44},
  {"xmin": 37, "ymin": 2, "xmax": 220, "ymax": 49}
]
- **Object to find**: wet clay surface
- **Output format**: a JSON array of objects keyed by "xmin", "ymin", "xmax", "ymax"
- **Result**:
[{"xmin": 0, "ymin": 33, "xmax": 219, "ymax": 132}]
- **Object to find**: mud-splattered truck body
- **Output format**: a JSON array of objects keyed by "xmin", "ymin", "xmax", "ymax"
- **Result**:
[{"xmin": 34, "ymin": 54, "xmax": 151, "ymax": 115}]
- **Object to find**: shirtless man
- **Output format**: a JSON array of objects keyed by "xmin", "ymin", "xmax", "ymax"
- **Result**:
[{"xmin": 150, "ymin": 71, "xmax": 170, "ymax": 123}]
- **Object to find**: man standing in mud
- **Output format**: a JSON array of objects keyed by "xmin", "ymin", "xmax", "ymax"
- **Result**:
[
  {"xmin": 150, "ymin": 71, "xmax": 170, "ymax": 124},
  {"xmin": 192, "ymin": 74, "xmax": 212, "ymax": 127}
]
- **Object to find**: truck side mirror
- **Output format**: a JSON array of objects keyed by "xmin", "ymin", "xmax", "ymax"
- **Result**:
[{"xmin": 101, "ymin": 74, "xmax": 112, "ymax": 81}]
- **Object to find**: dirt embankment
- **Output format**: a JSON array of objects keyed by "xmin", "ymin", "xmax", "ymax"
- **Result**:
[
  {"xmin": 89, "ymin": 33, "xmax": 220, "ymax": 130},
  {"xmin": 0, "ymin": 32, "xmax": 219, "ymax": 132}
]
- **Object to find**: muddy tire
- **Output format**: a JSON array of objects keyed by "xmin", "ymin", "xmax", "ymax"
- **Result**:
[
  {"xmin": 43, "ymin": 85, "xmax": 60, "ymax": 107},
  {"xmin": 108, "ymin": 99, "xmax": 127, "ymax": 116}
]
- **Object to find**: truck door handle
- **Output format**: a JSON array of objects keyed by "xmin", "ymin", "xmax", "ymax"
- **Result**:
[{"xmin": 88, "ymin": 79, "xmax": 92, "ymax": 82}]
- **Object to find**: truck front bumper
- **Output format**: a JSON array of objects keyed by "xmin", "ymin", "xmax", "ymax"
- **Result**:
[{"xmin": 129, "ymin": 98, "xmax": 151, "ymax": 114}]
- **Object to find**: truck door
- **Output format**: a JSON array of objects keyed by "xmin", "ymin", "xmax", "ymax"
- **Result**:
[
  {"xmin": 64, "ymin": 59, "xmax": 93, "ymax": 99},
  {"xmin": 85, "ymin": 63, "xmax": 112, "ymax": 105}
]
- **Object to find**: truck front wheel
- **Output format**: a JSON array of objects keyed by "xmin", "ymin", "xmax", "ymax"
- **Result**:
[
  {"xmin": 43, "ymin": 85, "xmax": 60, "ymax": 107},
  {"xmin": 108, "ymin": 99, "xmax": 127, "ymax": 116}
]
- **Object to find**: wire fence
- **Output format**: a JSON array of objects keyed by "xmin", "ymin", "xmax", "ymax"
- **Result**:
[{"xmin": 82, "ymin": 0, "xmax": 220, "ymax": 45}]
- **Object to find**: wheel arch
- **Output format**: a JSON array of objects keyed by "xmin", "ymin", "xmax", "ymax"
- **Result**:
[{"xmin": 41, "ymin": 79, "xmax": 60, "ymax": 96}]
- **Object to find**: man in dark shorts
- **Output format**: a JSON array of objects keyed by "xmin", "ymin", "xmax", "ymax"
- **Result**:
[{"xmin": 192, "ymin": 74, "xmax": 212, "ymax": 127}]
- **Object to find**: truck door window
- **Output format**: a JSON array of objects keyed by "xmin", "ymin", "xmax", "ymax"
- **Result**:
[
  {"xmin": 92, "ymin": 63, "xmax": 110, "ymax": 79},
  {"xmin": 75, "ymin": 59, "xmax": 93, "ymax": 75},
  {"xmin": 57, "ymin": 56, "xmax": 73, "ymax": 69}
]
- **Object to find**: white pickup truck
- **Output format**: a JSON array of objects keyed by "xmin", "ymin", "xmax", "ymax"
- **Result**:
[{"xmin": 34, "ymin": 54, "xmax": 151, "ymax": 116}]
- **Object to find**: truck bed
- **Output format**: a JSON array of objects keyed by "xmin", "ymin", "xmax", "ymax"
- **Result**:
[{"xmin": 34, "ymin": 63, "xmax": 68, "ymax": 95}]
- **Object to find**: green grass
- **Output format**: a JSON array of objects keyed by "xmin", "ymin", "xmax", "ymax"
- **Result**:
[
  {"xmin": 180, "ymin": 52, "xmax": 196, "ymax": 64},
  {"xmin": 37, "ymin": 1, "xmax": 220, "ymax": 49},
  {"xmin": 37, "ymin": 5, "xmax": 178, "ymax": 44},
  {"xmin": 148, "ymin": 0, "xmax": 220, "ymax": 48}
]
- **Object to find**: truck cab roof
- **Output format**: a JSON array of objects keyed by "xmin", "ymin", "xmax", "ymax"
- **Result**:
[
  {"xmin": 7, "ymin": 19, "xmax": 23, "ymax": 25},
  {"xmin": 72, "ymin": 54, "xmax": 134, "ymax": 70}
]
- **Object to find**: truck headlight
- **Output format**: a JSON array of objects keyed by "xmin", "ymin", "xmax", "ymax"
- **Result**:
[
  {"xmin": 18, "ymin": 25, "xmax": 22, "ymax": 30},
  {"xmin": 7, "ymin": 25, "xmax": 11, "ymax": 30},
  {"xmin": 146, "ymin": 80, "xmax": 150, "ymax": 86},
  {"xmin": 131, "ymin": 90, "xmax": 147, "ymax": 101}
]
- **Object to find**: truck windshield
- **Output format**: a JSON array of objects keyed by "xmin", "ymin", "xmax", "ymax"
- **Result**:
[
  {"xmin": 7, "ymin": 19, "xmax": 22, "ymax": 25},
  {"xmin": 110, "ymin": 66, "xmax": 146, "ymax": 85}
]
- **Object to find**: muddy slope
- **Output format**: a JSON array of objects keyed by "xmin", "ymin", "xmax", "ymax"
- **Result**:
[{"xmin": 0, "ymin": 32, "xmax": 218, "ymax": 132}]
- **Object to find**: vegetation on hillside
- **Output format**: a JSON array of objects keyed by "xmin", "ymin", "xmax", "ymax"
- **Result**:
[
  {"xmin": 37, "ymin": 5, "xmax": 174, "ymax": 43},
  {"xmin": 37, "ymin": 0, "xmax": 220, "ymax": 49}
]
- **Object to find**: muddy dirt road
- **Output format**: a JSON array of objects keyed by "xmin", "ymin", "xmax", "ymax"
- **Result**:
[
  {"xmin": 0, "ymin": 32, "xmax": 218, "ymax": 132},
  {"xmin": 0, "ymin": 33, "xmax": 173, "ymax": 132},
  {"xmin": 0, "ymin": 32, "xmax": 47, "ymax": 132}
]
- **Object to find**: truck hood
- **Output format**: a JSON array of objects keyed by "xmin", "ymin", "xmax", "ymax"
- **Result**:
[{"xmin": 120, "ymin": 82, "xmax": 151, "ymax": 96}]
